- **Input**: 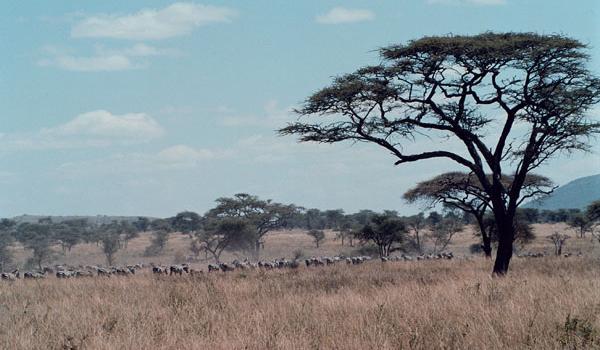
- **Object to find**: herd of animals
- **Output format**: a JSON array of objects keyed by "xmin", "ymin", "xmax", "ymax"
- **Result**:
[{"xmin": 0, "ymin": 250, "xmax": 577, "ymax": 282}]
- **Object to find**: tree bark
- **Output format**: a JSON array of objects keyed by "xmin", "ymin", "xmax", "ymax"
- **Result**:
[
  {"xmin": 475, "ymin": 218, "xmax": 492, "ymax": 258},
  {"xmin": 492, "ymin": 216, "xmax": 515, "ymax": 275}
]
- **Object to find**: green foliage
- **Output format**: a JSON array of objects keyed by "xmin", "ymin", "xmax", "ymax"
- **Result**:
[
  {"xmin": 586, "ymin": 200, "xmax": 600, "ymax": 222},
  {"xmin": 355, "ymin": 213, "xmax": 407, "ymax": 257},
  {"xmin": 207, "ymin": 193, "xmax": 299, "ymax": 259},
  {"xmin": 307, "ymin": 229, "xmax": 325, "ymax": 248}
]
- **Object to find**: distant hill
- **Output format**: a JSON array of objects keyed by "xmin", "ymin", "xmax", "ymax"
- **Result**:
[
  {"xmin": 11, "ymin": 215, "xmax": 155, "ymax": 225},
  {"xmin": 524, "ymin": 174, "xmax": 600, "ymax": 210}
]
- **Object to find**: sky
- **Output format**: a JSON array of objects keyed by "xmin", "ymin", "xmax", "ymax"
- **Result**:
[{"xmin": 0, "ymin": 0, "xmax": 599, "ymax": 218}]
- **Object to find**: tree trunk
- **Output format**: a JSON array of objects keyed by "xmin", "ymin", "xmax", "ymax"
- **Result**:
[
  {"xmin": 476, "ymin": 219, "xmax": 492, "ymax": 258},
  {"xmin": 492, "ymin": 217, "xmax": 515, "ymax": 275},
  {"xmin": 252, "ymin": 240, "xmax": 261, "ymax": 261}
]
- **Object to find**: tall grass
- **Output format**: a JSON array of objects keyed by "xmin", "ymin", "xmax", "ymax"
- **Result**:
[{"xmin": 1, "ymin": 257, "xmax": 599, "ymax": 349}]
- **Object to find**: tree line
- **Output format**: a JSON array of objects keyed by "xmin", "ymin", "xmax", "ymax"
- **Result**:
[{"xmin": 2, "ymin": 192, "xmax": 599, "ymax": 271}]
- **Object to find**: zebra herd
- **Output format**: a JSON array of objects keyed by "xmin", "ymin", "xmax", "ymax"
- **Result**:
[
  {"xmin": 0, "ymin": 263, "xmax": 145, "ymax": 281},
  {"xmin": 1, "ymin": 252, "xmax": 461, "ymax": 282}
]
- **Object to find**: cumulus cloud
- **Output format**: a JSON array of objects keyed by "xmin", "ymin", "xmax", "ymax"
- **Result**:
[
  {"xmin": 316, "ymin": 7, "xmax": 375, "ymax": 24},
  {"xmin": 0, "ymin": 110, "xmax": 164, "ymax": 151},
  {"xmin": 72, "ymin": 3, "xmax": 237, "ymax": 40},
  {"xmin": 38, "ymin": 44, "xmax": 176, "ymax": 72}
]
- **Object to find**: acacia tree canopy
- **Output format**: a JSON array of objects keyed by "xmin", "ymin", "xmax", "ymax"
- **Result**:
[
  {"xmin": 404, "ymin": 172, "xmax": 553, "ymax": 256},
  {"xmin": 280, "ymin": 32, "xmax": 600, "ymax": 274},
  {"xmin": 207, "ymin": 193, "xmax": 300, "ymax": 259}
]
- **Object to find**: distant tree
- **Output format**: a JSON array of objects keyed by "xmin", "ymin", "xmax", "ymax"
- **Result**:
[
  {"xmin": 207, "ymin": 193, "xmax": 299, "ymax": 259},
  {"xmin": 334, "ymin": 217, "xmax": 357, "ymax": 247},
  {"xmin": 428, "ymin": 217, "xmax": 464, "ymax": 254},
  {"xmin": 16, "ymin": 222, "xmax": 56, "ymax": 270},
  {"xmin": 171, "ymin": 211, "xmax": 202, "ymax": 237},
  {"xmin": 405, "ymin": 213, "xmax": 428, "ymax": 254},
  {"xmin": 53, "ymin": 219, "xmax": 89, "ymax": 253},
  {"xmin": 586, "ymin": 200, "xmax": 600, "ymax": 222},
  {"xmin": 351, "ymin": 210, "xmax": 376, "ymax": 226},
  {"xmin": 305, "ymin": 208, "xmax": 325, "ymax": 230},
  {"xmin": 404, "ymin": 172, "xmax": 553, "ymax": 257},
  {"xmin": 96, "ymin": 221, "xmax": 132, "ymax": 266},
  {"xmin": 548, "ymin": 232, "xmax": 570, "ymax": 256},
  {"xmin": 280, "ymin": 33, "xmax": 600, "ymax": 275},
  {"xmin": 567, "ymin": 214, "xmax": 592, "ymax": 239},
  {"xmin": 196, "ymin": 217, "xmax": 255, "ymax": 263},
  {"xmin": 133, "ymin": 217, "xmax": 151, "ymax": 232},
  {"xmin": 518, "ymin": 208, "xmax": 540, "ymax": 224},
  {"xmin": 355, "ymin": 214, "xmax": 407, "ymax": 257},
  {"xmin": 324, "ymin": 209, "xmax": 345, "ymax": 229},
  {"xmin": 0, "ymin": 219, "xmax": 16, "ymax": 271},
  {"xmin": 586, "ymin": 201, "xmax": 600, "ymax": 242},
  {"xmin": 144, "ymin": 219, "xmax": 171, "ymax": 256},
  {"xmin": 307, "ymin": 229, "xmax": 325, "ymax": 248}
]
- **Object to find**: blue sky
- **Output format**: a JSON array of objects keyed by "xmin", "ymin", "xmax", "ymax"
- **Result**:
[{"xmin": 0, "ymin": 0, "xmax": 599, "ymax": 217}]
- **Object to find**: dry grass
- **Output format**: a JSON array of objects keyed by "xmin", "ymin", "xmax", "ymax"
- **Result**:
[
  {"xmin": 3, "ymin": 224, "xmax": 600, "ymax": 349},
  {"xmin": 2, "ymin": 257, "xmax": 600, "ymax": 349}
]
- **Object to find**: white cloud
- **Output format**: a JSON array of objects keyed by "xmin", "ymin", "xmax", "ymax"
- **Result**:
[
  {"xmin": 426, "ymin": 0, "xmax": 506, "ymax": 5},
  {"xmin": 157, "ymin": 144, "xmax": 217, "ymax": 164},
  {"xmin": 0, "ymin": 110, "xmax": 164, "ymax": 151},
  {"xmin": 38, "ymin": 44, "xmax": 176, "ymax": 72},
  {"xmin": 72, "ymin": 3, "xmax": 237, "ymax": 40},
  {"xmin": 220, "ymin": 99, "xmax": 294, "ymax": 128},
  {"xmin": 51, "ymin": 110, "xmax": 164, "ymax": 139},
  {"xmin": 316, "ymin": 7, "xmax": 375, "ymax": 24}
]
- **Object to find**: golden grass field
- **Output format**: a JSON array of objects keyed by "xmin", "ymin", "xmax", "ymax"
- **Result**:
[{"xmin": 2, "ymin": 223, "xmax": 600, "ymax": 349}]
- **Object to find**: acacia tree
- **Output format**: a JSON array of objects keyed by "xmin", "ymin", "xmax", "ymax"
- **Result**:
[
  {"xmin": 308, "ymin": 229, "xmax": 325, "ymax": 248},
  {"xmin": 207, "ymin": 193, "xmax": 299, "ymax": 260},
  {"xmin": 587, "ymin": 200, "xmax": 600, "ymax": 242},
  {"xmin": 355, "ymin": 213, "xmax": 407, "ymax": 257},
  {"xmin": 404, "ymin": 172, "xmax": 553, "ymax": 257},
  {"xmin": 196, "ymin": 217, "xmax": 254, "ymax": 263},
  {"xmin": 405, "ymin": 213, "xmax": 428, "ymax": 254},
  {"xmin": 280, "ymin": 33, "xmax": 600, "ymax": 274},
  {"xmin": 567, "ymin": 214, "xmax": 592, "ymax": 238},
  {"xmin": 16, "ymin": 222, "xmax": 57, "ymax": 270}
]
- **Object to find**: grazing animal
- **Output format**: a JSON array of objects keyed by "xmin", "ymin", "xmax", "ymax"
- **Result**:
[
  {"xmin": 208, "ymin": 264, "xmax": 220, "ymax": 272},
  {"xmin": 219, "ymin": 263, "xmax": 235, "ymax": 272}
]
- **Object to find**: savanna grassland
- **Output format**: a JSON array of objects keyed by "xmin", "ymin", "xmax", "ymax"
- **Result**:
[
  {"xmin": 2, "ymin": 223, "xmax": 600, "ymax": 349},
  {"xmin": 1, "ymin": 257, "xmax": 600, "ymax": 349}
]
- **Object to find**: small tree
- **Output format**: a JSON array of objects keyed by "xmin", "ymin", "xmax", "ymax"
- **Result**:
[
  {"xmin": 428, "ymin": 217, "xmax": 464, "ymax": 254},
  {"xmin": 196, "ymin": 217, "xmax": 255, "ymax": 263},
  {"xmin": 586, "ymin": 201, "xmax": 600, "ymax": 243},
  {"xmin": 355, "ymin": 213, "xmax": 407, "ymax": 257},
  {"xmin": 405, "ymin": 213, "xmax": 428, "ymax": 254},
  {"xmin": 567, "ymin": 214, "xmax": 591, "ymax": 239},
  {"xmin": 307, "ymin": 229, "xmax": 325, "ymax": 248},
  {"xmin": 144, "ymin": 218, "xmax": 171, "ymax": 256},
  {"xmin": 96, "ymin": 221, "xmax": 131, "ymax": 266},
  {"xmin": 548, "ymin": 232, "xmax": 570, "ymax": 256},
  {"xmin": 16, "ymin": 222, "xmax": 56, "ymax": 271},
  {"xmin": 207, "ymin": 194, "xmax": 299, "ymax": 260}
]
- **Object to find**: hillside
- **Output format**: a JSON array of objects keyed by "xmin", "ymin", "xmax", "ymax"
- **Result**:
[{"xmin": 524, "ymin": 174, "xmax": 600, "ymax": 210}]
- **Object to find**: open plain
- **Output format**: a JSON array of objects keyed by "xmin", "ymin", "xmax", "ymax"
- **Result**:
[{"xmin": 2, "ymin": 224, "xmax": 600, "ymax": 350}]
